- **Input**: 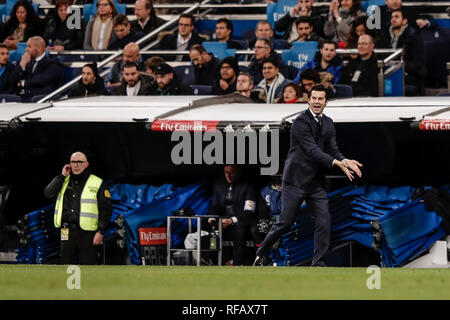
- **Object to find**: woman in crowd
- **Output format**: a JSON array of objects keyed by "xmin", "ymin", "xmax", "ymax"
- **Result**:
[
  {"xmin": 43, "ymin": 0, "xmax": 84, "ymax": 51},
  {"xmin": 0, "ymin": 0, "xmax": 44, "ymax": 50},
  {"xmin": 83, "ymin": 0, "xmax": 118, "ymax": 50},
  {"xmin": 324, "ymin": 0, "xmax": 365, "ymax": 44},
  {"xmin": 276, "ymin": 82, "xmax": 304, "ymax": 104}
]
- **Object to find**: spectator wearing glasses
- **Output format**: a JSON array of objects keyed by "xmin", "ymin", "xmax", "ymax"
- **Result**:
[
  {"xmin": 44, "ymin": 151, "xmax": 112, "ymax": 265},
  {"xmin": 212, "ymin": 56, "xmax": 239, "ymax": 95},
  {"xmin": 83, "ymin": 0, "xmax": 118, "ymax": 50},
  {"xmin": 158, "ymin": 14, "xmax": 204, "ymax": 61}
]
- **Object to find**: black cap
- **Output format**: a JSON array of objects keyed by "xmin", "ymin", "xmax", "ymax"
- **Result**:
[{"xmin": 154, "ymin": 62, "xmax": 173, "ymax": 75}]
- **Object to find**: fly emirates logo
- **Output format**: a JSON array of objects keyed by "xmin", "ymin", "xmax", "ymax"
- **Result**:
[{"xmin": 139, "ymin": 228, "xmax": 167, "ymax": 245}]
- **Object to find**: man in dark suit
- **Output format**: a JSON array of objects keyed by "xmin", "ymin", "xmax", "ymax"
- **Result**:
[
  {"xmin": 254, "ymin": 85, "xmax": 363, "ymax": 267},
  {"xmin": 189, "ymin": 44, "xmax": 222, "ymax": 86},
  {"xmin": 0, "ymin": 44, "xmax": 18, "ymax": 94},
  {"xmin": 11, "ymin": 36, "xmax": 63, "ymax": 102}
]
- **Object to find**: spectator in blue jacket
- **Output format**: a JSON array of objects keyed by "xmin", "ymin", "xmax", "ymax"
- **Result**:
[{"xmin": 293, "ymin": 40, "xmax": 343, "ymax": 84}]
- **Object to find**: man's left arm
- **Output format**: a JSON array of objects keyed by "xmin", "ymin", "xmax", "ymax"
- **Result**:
[{"xmin": 94, "ymin": 183, "xmax": 113, "ymax": 245}]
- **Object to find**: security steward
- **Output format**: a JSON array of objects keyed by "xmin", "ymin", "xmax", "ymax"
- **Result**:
[{"xmin": 44, "ymin": 151, "xmax": 112, "ymax": 265}]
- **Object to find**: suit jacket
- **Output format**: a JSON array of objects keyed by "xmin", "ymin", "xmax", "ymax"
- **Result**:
[
  {"xmin": 338, "ymin": 54, "xmax": 378, "ymax": 97},
  {"xmin": 282, "ymin": 108, "xmax": 344, "ymax": 189},
  {"xmin": 158, "ymin": 31, "xmax": 204, "ymax": 61},
  {"xmin": 11, "ymin": 55, "xmax": 64, "ymax": 100},
  {"xmin": 0, "ymin": 62, "xmax": 18, "ymax": 94}
]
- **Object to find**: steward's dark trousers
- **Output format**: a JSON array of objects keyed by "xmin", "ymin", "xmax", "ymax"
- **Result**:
[
  {"xmin": 256, "ymin": 181, "xmax": 331, "ymax": 266},
  {"xmin": 59, "ymin": 227, "xmax": 100, "ymax": 265}
]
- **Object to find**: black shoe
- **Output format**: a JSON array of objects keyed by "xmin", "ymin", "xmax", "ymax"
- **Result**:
[{"xmin": 253, "ymin": 255, "xmax": 271, "ymax": 266}]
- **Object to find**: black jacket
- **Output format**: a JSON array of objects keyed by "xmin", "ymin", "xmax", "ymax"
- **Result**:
[
  {"xmin": 283, "ymin": 109, "xmax": 345, "ymax": 188},
  {"xmin": 114, "ymin": 74, "xmax": 157, "ymax": 96},
  {"xmin": 379, "ymin": 25, "xmax": 426, "ymax": 89},
  {"xmin": 339, "ymin": 53, "xmax": 379, "ymax": 97},
  {"xmin": 0, "ymin": 17, "xmax": 44, "ymax": 43},
  {"xmin": 158, "ymin": 31, "xmax": 204, "ymax": 61},
  {"xmin": 108, "ymin": 30, "xmax": 140, "ymax": 50},
  {"xmin": 131, "ymin": 15, "xmax": 166, "ymax": 36},
  {"xmin": 208, "ymin": 176, "xmax": 258, "ymax": 223},
  {"xmin": 44, "ymin": 169, "xmax": 112, "ymax": 234},
  {"xmin": 274, "ymin": 8, "xmax": 327, "ymax": 40},
  {"xmin": 193, "ymin": 54, "xmax": 222, "ymax": 86},
  {"xmin": 212, "ymin": 78, "xmax": 237, "ymax": 95},
  {"xmin": 248, "ymin": 51, "xmax": 291, "ymax": 85},
  {"xmin": 0, "ymin": 62, "xmax": 18, "ymax": 94},
  {"xmin": 10, "ymin": 54, "xmax": 64, "ymax": 101},
  {"xmin": 43, "ymin": 10, "xmax": 84, "ymax": 50},
  {"xmin": 155, "ymin": 74, "xmax": 180, "ymax": 96},
  {"xmin": 68, "ymin": 78, "xmax": 110, "ymax": 98}
]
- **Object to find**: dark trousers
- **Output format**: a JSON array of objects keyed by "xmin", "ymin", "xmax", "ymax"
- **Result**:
[
  {"xmin": 60, "ymin": 228, "xmax": 100, "ymax": 265},
  {"xmin": 256, "ymin": 181, "xmax": 330, "ymax": 266}
]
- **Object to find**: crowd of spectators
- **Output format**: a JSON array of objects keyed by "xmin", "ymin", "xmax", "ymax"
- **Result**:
[{"xmin": 0, "ymin": 0, "xmax": 447, "ymax": 102}]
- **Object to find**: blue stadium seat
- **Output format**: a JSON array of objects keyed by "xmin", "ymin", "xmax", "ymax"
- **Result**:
[
  {"xmin": 202, "ymin": 41, "xmax": 236, "ymax": 59},
  {"xmin": 190, "ymin": 85, "xmax": 212, "ymax": 95},
  {"xmin": 83, "ymin": 0, "xmax": 126, "ymax": 23},
  {"xmin": 420, "ymin": 27, "xmax": 450, "ymax": 87},
  {"xmin": 242, "ymin": 29, "xmax": 254, "ymax": 42},
  {"xmin": 8, "ymin": 42, "xmax": 27, "ymax": 63},
  {"xmin": 266, "ymin": 0, "xmax": 298, "ymax": 37},
  {"xmin": 174, "ymin": 65, "xmax": 195, "ymax": 88},
  {"xmin": 0, "ymin": 94, "xmax": 22, "ymax": 103},
  {"xmin": 281, "ymin": 41, "xmax": 318, "ymax": 70},
  {"xmin": 333, "ymin": 84, "xmax": 353, "ymax": 98}
]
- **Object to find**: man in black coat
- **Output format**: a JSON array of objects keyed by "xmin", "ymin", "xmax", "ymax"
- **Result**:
[
  {"xmin": 0, "ymin": 44, "xmax": 18, "ymax": 94},
  {"xmin": 189, "ymin": 44, "xmax": 222, "ymax": 86},
  {"xmin": 254, "ymin": 85, "xmax": 363, "ymax": 267},
  {"xmin": 212, "ymin": 56, "xmax": 239, "ymax": 95},
  {"xmin": 114, "ymin": 62, "xmax": 157, "ymax": 96},
  {"xmin": 339, "ymin": 34, "xmax": 379, "ymax": 97},
  {"xmin": 108, "ymin": 14, "xmax": 140, "ymax": 50},
  {"xmin": 68, "ymin": 63, "xmax": 109, "ymax": 98},
  {"xmin": 130, "ymin": 0, "xmax": 166, "ymax": 36},
  {"xmin": 208, "ymin": 165, "xmax": 258, "ymax": 266},
  {"xmin": 158, "ymin": 14, "xmax": 204, "ymax": 61},
  {"xmin": 10, "ymin": 36, "xmax": 64, "ymax": 102},
  {"xmin": 378, "ymin": 9, "xmax": 426, "ymax": 95}
]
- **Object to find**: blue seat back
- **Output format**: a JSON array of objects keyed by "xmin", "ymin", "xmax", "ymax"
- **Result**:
[
  {"xmin": 8, "ymin": 42, "xmax": 27, "ymax": 63},
  {"xmin": 333, "ymin": 84, "xmax": 353, "ymax": 98},
  {"xmin": 202, "ymin": 41, "xmax": 236, "ymax": 59},
  {"xmin": 266, "ymin": 0, "xmax": 298, "ymax": 37},
  {"xmin": 0, "ymin": 94, "xmax": 22, "ymax": 103},
  {"xmin": 190, "ymin": 85, "xmax": 212, "ymax": 96},
  {"xmin": 281, "ymin": 41, "xmax": 318, "ymax": 70},
  {"xmin": 174, "ymin": 65, "xmax": 195, "ymax": 88}
]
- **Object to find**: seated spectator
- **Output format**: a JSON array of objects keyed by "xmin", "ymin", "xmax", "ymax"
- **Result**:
[
  {"xmin": 339, "ymin": 34, "xmax": 378, "ymax": 97},
  {"xmin": 212, "ymin": 56, "xmax": 239, "ymax": 95},
  {"xmin": 0, "ymin": 44, "xmax": 18, "ymax": 94},
  {"xmin": 296, "ymin": 68, "xmax": 335, "ymax": 101},
  {"xmin": 344, "ymin": 15, "xmax": 368, "ymax": 50},
  {"xmin": 153, "ymin": 62, "xmax": 180, "ymax": 95},
  {"xmin": 378, "ymin": 8, "xmax": 426, "ymax": 96},
  {"xmin": 11, "ymin": 36, "xmax": 63, "ymax": 102},
  {"xmin": 131, "ymin": 0, "xmax": 166, "ymax": 37},
  {"xmin": 249, "ymin": 20, "xmax": 290, "ymax": 50},
  {"xmin": 379, "ymin": 0, "xmax": 434, "ymax": 31},
  {"xmin": 108, "ymin": 14, "xmax": 139, "ymax": 50},
  {"xmin": 215, "ymin": 18, "xmax": 245, "ymax": 50},
  {"xmin": 293, "ymin": 40, "xmax": 343, "ymax": 84},
  {"xmin": 276, "ymin": 82, "xmax": 304, "ymax": 103},
  {"xmin": 68, "ymin": 63, "xmax": 109, "ymax": 98},
  {"xmin": 248, "ymin": 38, "xmax": 289, "ymax": 85},
  {"xmin": 189, "ymin": 44, "xmax": 221, "ymax": 86},
  {"xmin": 0, "ymin": 0, "xmax": 44, "ymax": 50},
  {"xmin": 144, "ymin": 56, "xmax": 165, "ymax": 75},
  {"xmin": 207, "ymin": 165, "xmax": 258, "ymax": 266},
  {"xmin": 293, "ymin": 16, "xmax": 322, "ymax": 43},
  {"xmin": 274, "ymin": 0, "xmax": 326, "ymax": 42},
  {"xmin": 255, "ymin": 57, "xmax": 290, "ymax": 104},
  {"xmin": 114, "ymin": 61, "xmax": 156, "ymax": 96},
  {"xmin": 236, "ymin": 72, "xmax": 265, "ymax": 103},
  {"xmin": 324, "ymin": 0, "xmax": 365, "ymax": 44},
  {"xmin": 43, "ymin": 0, "xmax": 84, "ymax": 51},
  {"xmin": 158, "ymin": 14, "xmax": 203, "ymax": 61},
  {"xmin": 83, "ymin": 0, "xmax": 118, "ymax": 50},
  {"xmin": 104, "ymin": 42, "xmax": 146, "ymax": 90}
]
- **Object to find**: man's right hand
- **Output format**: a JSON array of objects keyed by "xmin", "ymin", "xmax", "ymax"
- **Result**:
[
  {"xmin": 19, "ymin": 52, "xmax": 32, "ymax": 70},
  {"xmin": 61, "ymin": 164, "xmax": 71, "ymax": 176},
  {"xmin": 107, "ymin": 82, "xmax": 122, "ymax": 87},
  {"xmin": 290, "ymin": 3, "xmax": 301, "ymax": 16},
  {"xmin": 334, "ymin": 160, "xmax": 355, "ymax": 181}
]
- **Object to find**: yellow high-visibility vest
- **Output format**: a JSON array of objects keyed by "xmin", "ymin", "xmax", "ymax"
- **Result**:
[{"xmin": 54, "ymin": 174, "xmax": 103, "ymax": 231}]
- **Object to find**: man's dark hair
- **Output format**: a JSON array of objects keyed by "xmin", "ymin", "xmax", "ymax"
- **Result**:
[
  {"xmin": 295, "ymin": 16, "xmax": 313, "ymax": 27},
  {"xmin": 391, "ymin": 8, "xmax": 407, "ymax": 20},
  {"xmin": 255, "ymin": 37, "xmax": 273, "ymax": 51},
  {"xmin": 114, "ymin": 14, "xmax": 129, "ymax": 27},
  {"xmin": 300, "ymin": 68, "xmax": 320, "ymax": 83},
  {"xmin": 0, "ymin": 43, "xmax": 8, "ymax": 50},
  {"xmin": 144, "ymin": 56, "xmax": 165, "ymax": 71},
  {"xmin": 180, "ymin": 13, "xmax": 195, "ymax": 26},
  {"xmin": 262, "ymin": 57, "xmax": 279, "ymax": 69},
  {"xmin": 123, "ymin": 61, "xmax": 139, "ymax": 70},
  {"xmin": 190, "ymin": 44, "xmax": 207, "ymax": 55},
  {"xmin": 216, "ymin": 18, "xmax": 233, "ymax": 33},
  {"xmin": 308, "ymin": 84, "xmax": 329, "ymax": 100},
  {"xmin": 319, "ymin": 39, "xmax": 337, "ymax": 50}
]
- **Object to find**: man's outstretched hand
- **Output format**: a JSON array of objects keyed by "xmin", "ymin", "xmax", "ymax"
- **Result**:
[{"xmin": 335, "ymin": 159, "xmax": 363, "ymax": 181}]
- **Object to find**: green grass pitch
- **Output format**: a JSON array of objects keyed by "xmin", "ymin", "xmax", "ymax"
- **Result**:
[{"xmin": 0, "ymin": 265, "xmax": 449, "ymax": 300}]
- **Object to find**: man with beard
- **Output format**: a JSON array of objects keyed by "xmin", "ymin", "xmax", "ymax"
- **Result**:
[
  {"xmin": 294, "ymin": 16, "xmax": 322, "ymax": 43},
  {"xmin": 153, "ymin": 62, "xmax": 180, "ymax": 95},
  {"xmin": 189, "ymin": 44, "xmax": 221, "ymax": 86},
  {"xmin": 69, "ymin": 63, "xmax": 109, "ymax": 98},
  {"xmin": 294, "ymin": 40, "xmax": 343, "ymax": 84},
  {"xmin": 44, "ymin": 151, "xmax": 112, "ymax": 265},
  {"xmin": 114, "ymin": 62, "xmax": 156, "ymax": 96},
  {"xmin": 0, "ymin": 44, "xmax": 17, "ymax": 94},
  {"xmin": 212, "ymin": 56, "xmax": 239, "ymax": 95}
]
